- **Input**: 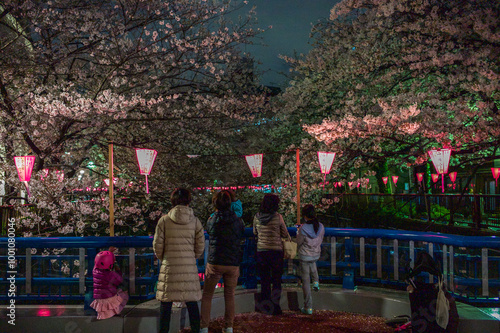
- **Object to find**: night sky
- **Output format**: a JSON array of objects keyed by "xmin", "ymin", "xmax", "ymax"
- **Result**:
[{"xmin": 237, "ymin": 0, "xmax": 337, "ymax": 88}]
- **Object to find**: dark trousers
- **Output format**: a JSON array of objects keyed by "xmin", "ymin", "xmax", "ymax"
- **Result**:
[
  {"xmin": 256, "ymin": 250, "xmax": 284, "ymax": 315},
  {"xmin": 159, "ymin": 301, "xmax": 200, "ymax": 333}
]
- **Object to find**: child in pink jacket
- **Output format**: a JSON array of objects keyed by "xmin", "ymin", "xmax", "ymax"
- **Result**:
[{"xmin": 90, "ymin": 247, "xmax": 129, "ymax": 319}]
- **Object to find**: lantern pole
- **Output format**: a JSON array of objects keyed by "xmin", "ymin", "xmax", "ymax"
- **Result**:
[
  {"xmin": 109, "ymin": 142, "xmax": 114, "ymax": 236},
  {"xmin": 296, "ymin": 148, "xmax": 301, "ymax": 226}
]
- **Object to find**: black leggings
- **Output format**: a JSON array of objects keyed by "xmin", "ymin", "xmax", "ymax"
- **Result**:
[{"xmin": 159, "ymin": 301, "xmax": 200, "ymax": 333}]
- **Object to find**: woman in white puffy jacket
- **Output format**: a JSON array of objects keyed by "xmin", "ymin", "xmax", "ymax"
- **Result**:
[{"xmin": 296, "ymin": 204, "xmax": 325, "ymax": 315}]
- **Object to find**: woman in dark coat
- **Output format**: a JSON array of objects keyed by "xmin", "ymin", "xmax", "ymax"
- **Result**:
[{"xmin": 200, "ymin": 190, "xmax": 245, "ymax": 333}]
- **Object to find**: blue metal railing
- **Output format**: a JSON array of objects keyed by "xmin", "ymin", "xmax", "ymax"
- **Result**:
[{"xmin": 0, "ymin": 228, "xmax": 499, "ymax": 305}]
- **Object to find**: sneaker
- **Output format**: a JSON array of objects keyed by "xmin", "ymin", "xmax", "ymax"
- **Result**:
[
  {"xmin": 200, "ymin": 328, "xmax": 208, "ymax": 333},
  {"xmin": 313, "ymin": 282, "xmax": 319, "ymax": 291},
  {"xmin": 224, "ymin": 328, "xmax": 233, "ymax": 333},
  {"xmin": 301, "ymin": 307, "xmax": 313, "ymax": 315}
]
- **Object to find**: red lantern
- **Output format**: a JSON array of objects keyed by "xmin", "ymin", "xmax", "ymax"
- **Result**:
[
  {"xmin": 245, "ymin": 154, "xmax": 263, "ymax": 177},
  {"xmin": 428, "ymin": 148, "xmax": 451, "ymax": 193},
  {"xmin": 449, "ymin": 171, "xmax": 457, "ymax": 190},
  {"xmin": 416, "ymin": 173, "xmax": 424, "ymax": 182},
  {"xmin": 14, "ymin": 156, "xmax": 36, "ymax": 197},
  {"xmin": 492, "ymin": 168, "xmax": 500, "ymax": 186},
  {"xmin": 392, "ymin": 176, "xmax": 399, "ymax": 187},
  {"xmin": 431, "ymin": 174, "xmax": 439, "ymax": 183},
  {"xmin": 382, "ymin": 177, "xmax": 388, "ymax": 185},
  {"xmin": 135, "ymin": 148, "xmax": 158, "ymax": 194},
  {"xmin": 449, "ymin": 172, "xmax": 457, "ymax": 183}
]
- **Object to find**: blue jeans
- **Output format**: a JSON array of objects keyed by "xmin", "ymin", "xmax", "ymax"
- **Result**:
[{"xmin": 300, "ymin": 260, "xmax": 319, "ymax": 309}]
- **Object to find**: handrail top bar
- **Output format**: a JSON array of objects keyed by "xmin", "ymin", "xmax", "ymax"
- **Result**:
[{"xmin": 1, "ymin": 228, "xmax": 499, "ymax": 249}]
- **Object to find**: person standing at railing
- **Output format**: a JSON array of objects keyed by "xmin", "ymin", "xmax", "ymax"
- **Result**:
[
  {"xmin": 253, "ymin": 193, "xmax": 290, "ymax": 315},
  {"xmin": 153, "ymin": 188, "xmax": 205, "ymax": 333},
  {"xmin": 200, "ymin": 190, "xmax": 245, "ymax": 333},
  {"xmin": 296, "ymin": 204, "xmax": 325, "ymax": 315},
  {"xmin": 90, "ymin": 248, "xmax": 129, "ymax": 319}
]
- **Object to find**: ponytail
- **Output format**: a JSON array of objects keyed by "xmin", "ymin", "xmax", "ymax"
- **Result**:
[{"xmin": 302, "ymin": 204, "xmax": 319, "ymax": 233}]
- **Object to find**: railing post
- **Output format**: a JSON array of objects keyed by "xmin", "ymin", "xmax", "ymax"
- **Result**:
[
  {"xmin": 79, "ymin": 248, "xmax": 85, "ymax": 295},
  {"xmin": 449, "ymin": 245, "xmax": 454, "ymax": 292},
  {"xmin": 84, "ymin": 248, "xmax": 97, "ymax": 314},
  {"xmin": 360, "ymin": 237, "xmax": 365, "ymax": 277},
  {"xmin": 393, "ymin": 239, "xmax": 399, "ymax": 281},
  {"xmin": 330, "ymin": 236, "xmax": 336, "ymax": 276},
  {"xmin": 129, "ymin": 248, "xmax": 136, "ymax": 295},
  {"xmin": 342, "ymin": 237, "xmax": 355, "ymax": 290},
  {"xmin": 428, "ymin": 243, "xmax": 434, "ymax": 283},
  {"xmin": 25, "ymin": 248, "xmax": 31, "ymax": 295},
  {"xmin": 482, "ymin": 248, "xmax": 488, "ymax": 297},
  {"xmin": 376, "ymin": 238, "xmax": 382, "ymax": 279},
  {"xmin": 443, "ymin": 245, "xmax": 448, "ymax": 288}
]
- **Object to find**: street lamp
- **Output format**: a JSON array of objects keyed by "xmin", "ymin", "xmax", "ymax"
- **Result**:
[
  {"xmin": 14, "ymin": 156, "xmax": 36, "ymax": 197},
  {"xmin": 428, "ymin": 148, "xmax": 451, "ymax": 193}
]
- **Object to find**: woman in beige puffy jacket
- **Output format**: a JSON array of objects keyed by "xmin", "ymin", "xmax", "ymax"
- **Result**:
[
  {"xmin": 153, "ymin": 188, "xmax": 205, "ymax": 333},
  {"xmin": 253, "ymin": 194, "xmax": 290, "ymax": 315}
]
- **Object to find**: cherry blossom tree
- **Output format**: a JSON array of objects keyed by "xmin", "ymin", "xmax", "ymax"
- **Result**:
[
  {"xmin": 0, "ymin": 0, "xmax": 272, "ymax": 236},
  {"xmin": 281, "ymin": 0, "xmax": 499, "ymax": 172}
]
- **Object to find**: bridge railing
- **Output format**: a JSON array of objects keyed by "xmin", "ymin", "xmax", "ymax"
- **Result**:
[{"xmin": 0, "ymin": 228, "xmax": 498, "ymax": 305}]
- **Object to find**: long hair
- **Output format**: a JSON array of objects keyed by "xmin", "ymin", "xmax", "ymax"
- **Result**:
[
  {"xmin": 259, "ymin": 194, "xmax": 280, "ymax": 214},
  {"xmin": 302, "ymin": 204, "xmax": 319, "ymax": 233}
]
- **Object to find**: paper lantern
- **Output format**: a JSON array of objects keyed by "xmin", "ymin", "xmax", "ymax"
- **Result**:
[
  {"xmin": 492, "ymin": 168, "xmax": 500, "ymax": 186},
  {"xmin": 382, "ymin": 177, "xmax": 388, "ymax": 185},
  {"xmin": 392, "ymin": 176, "xmax": 399, "ymax": 188},
  {"xmin": 416, "ymin": 173, "xmax": 424, "ymax": 182},
  {"xmin": 245, "ymin": 154, "xmax": 263, "ymax": 177},
  {"xmin": 428, "ymin": 148, "xmax": 451, "ymax": 193},
  {"xmin": 428, "ymin": 149, "xmax": 451, "ymax": 174},
  {"xmin": 317, "ymin": 152, "xmax": 336, "ymax": 174},
  {"xmin": 14, "ymin": 156, "xmax": 36, "ymax": 197},
  {"xmin": 41, "ymin": 168, "xmax": 49, "ymax": 180},
  {"xmin": 431, "ymin": 174, "xmax": 439, "ymax": 183},
  {"xmin": 135, "ymin": 148, "xmax": 158, "ymax": 193},
  {"xmin": 317, "ymin": 152, "xmax": 336, "ymax": 189},
  {"xmin": 449, "ymin": 172, "xmax": 457, "ymax": 183}
]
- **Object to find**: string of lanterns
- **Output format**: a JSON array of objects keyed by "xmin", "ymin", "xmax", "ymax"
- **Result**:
[{"xmin": 12, "ymin": 149, "xmax": 500, "ymax": 197}]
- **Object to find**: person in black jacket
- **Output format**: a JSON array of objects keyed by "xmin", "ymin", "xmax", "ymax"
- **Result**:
[{"xmin": 200, "ymin": 190, "xmax": 245, "ymax": 333}]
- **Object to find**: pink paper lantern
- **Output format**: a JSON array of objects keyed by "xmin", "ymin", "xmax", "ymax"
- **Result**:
[
  {"xmin": 428, "ymin": 148, "xmax": 451, "ymax": 193},
  {"xmin": 416, "ymin": 173, "xmax": 424, "ymax": 182},
  {"xmin": 14, "ymin": 156, "xmax": 36, "ymax": 197},
  {"xmin": 135, "ymin": 148, "xmax": 158, "ymax": 194},
  {"xmin": 431, "ymin": 174, "xmax": 440, "ymax": 183},
  {"xmin": 245, "ymin": 154, "xmax": 263, "ymax": 177},
  {"xmin": 428, "ymin": 149, "xmax": 451, "ymax": 174},
  {"xmin": 492, "ymin": 168, "xmax": 500, "ymax": 186},
  {"xmin": 317, "ymin": 152, "xmax": 336, "ymax": 174},
  {"xmin": 382, "ymin": 177, "xmax": 388, "ymax": 185},
  {"xmin": 317, "ymin": 151, "xmax": 336, "ymax": 190}
]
